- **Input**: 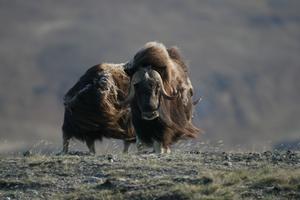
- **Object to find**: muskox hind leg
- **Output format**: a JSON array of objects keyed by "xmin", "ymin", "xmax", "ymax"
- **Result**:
[
  {"xmin": 62, "ymin": 131, "xmax": 71, "ymax": 154},
  {"xmin": 123, "ymin": 141, "xmax": 131, "ymax": 153},
  {"xmin": 86, "ymin": 139, "xmax": 96, "ymax": 155}
]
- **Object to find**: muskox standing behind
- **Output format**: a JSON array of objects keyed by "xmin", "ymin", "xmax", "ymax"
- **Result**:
[
  {"xmin": 122, "ymin": 42, "xmax": 201, "ymax": 153},
  {"xmin": 62, "ymin": 63, "xmax": 135, "ymax": 154}
]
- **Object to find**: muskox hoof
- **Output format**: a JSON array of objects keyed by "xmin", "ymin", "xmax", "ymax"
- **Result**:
[
  {"xmin": 153, "ymin": 141, "xmax": 171, "ymax": 154},
  {"xmin": 165, "ymin": 147, "xmax": 171, "ymax": 154},
  {"xmin": 123, "ymin": 141, "xmax": 131, "ymax": 154},
  {"xmin": 88, "ymin": 151, "xmax": 96, "ymax": 156},
  {"xmin": 56, "ymin": 151, "xmax": 68, "ymax": 156},
  {"xmin": 153, "ymin": 141, "xmax": 164, "ymax": 154}
]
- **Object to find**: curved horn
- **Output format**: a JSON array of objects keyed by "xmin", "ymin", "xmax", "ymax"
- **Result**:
[
  {"xmin": 120, "ymin": 69, "xmax": 144, "ymax": 106},
  {"xmin": 151, "ymin": 70, "xmax": 178, "ymax": 100},
  {"xmin": 193, "ymin": 97, "xmax": 202, "ymax": 106}
]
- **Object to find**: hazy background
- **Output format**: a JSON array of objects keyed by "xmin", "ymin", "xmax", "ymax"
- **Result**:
[{"xmin": 0, "ymin": 0, "xmax": 299, "ymax": 153}]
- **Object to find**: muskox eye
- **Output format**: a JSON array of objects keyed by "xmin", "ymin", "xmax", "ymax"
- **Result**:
[
  {"xmin": 148, "ymin": 82, "xmax": 154, "ymax": 88},
  {"xmin": 134, "ymin": 83, "xmax": 141, "ymax": 91},
  {"xmin": 155, "ymin": 86, "xmax": 159, "ymax": 94}
]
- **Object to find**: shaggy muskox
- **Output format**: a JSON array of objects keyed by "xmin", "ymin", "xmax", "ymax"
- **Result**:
[
  {"xmin": 122, "ymin": 42, "xmax": 200, "ymax": 153},
  {"xmin": 62, "ymin": 63, "xmax": 135, "ymax": 154}
]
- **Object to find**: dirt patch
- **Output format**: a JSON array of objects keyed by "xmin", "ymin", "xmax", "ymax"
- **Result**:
[{"xmin": 0, "ymin": 151, "xmax": 299, "ymax": 199}]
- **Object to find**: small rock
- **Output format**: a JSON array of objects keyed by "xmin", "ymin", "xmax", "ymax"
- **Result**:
[
  {"xmin": 107, "ymin": 154, "xmax": 117, "ymax": 162},
  {"xmin": 265, "ymin": 185, "xmax": 281, "ymax": 194},
  {"xmin": 222, "ymin": 152, "xmax": 230, "ymax": 160},
  {"xmin": 224, "ymin": 161, "xmax": 232, "ymax": 167},
  {"xmin": 262, "ymin": 151, "xmax": 272, "ymax": 158},
  {"xmin": 240, "ymin": 191, "xmax": 254, "ymax": 198},
  {"xmin": 83, "ymin": 177, "xmax": 104, "ymax": 184},
  {"xmin": 28, "ymin": 189, "xmax": 39, "ymax": 195},
  {"xmin": 95, "ymin": 179, "xmax": 115, "ymax": 189},
  {"xmin": 23, "ymin": 150, "xmax": 32, "ymax": 157}
]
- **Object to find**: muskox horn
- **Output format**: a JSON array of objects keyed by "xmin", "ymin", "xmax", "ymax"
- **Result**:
[
  {"xmin": 151, "ymin": 70, "xmax": 178, "ymax": 100},
  {"xmin": 120, "ymin": 69, "xmax": 144, "ymax": 105},
  {"xmin": 193, "ymin": 97, "xmax": 202, "ymax": 106}
]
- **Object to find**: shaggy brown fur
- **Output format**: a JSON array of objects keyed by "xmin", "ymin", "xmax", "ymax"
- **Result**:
[
  {"xmin": 125, "ymin": 42, "xmax": 201, "ymax": 150},
  {"xmin": 62, "ymin": 63, "xmax": 135, "ymax": 154}
]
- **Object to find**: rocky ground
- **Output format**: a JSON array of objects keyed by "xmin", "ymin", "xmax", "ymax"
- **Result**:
[{"xmin": 0, "ymin": 150, "xmax": 299, "ymax": 200}]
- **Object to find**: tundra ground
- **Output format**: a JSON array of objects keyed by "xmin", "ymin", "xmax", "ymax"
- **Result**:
[{"xmin": 0, "ymin": 151, "xmax": 299, "ymax": 200}]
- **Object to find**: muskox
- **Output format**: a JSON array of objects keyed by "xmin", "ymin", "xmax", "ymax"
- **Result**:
[
  {"xmin": 62, "ymin": 63, "xmax": 135, "ymax": 154},
  {"xmin": 122, "ymin": 42, "xmax": 200, "ymax": 153}
]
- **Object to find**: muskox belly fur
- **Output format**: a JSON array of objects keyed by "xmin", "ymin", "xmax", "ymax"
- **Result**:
[{"xmin": 61, "ymin": 63, "xmax": 135, "ymax": 154}]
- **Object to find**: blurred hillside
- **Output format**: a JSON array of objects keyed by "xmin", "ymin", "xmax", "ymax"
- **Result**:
[{"xmin": 0, "ymin": 0, "xmax": 299, "ymax": 152}]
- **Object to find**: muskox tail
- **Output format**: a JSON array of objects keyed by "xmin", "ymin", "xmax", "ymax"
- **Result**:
[
  {"xmin": 182, "ymin": 122, "xmax": 203, "ymax": 138},
  {"xmin": 158, "ymin": 99, "xmax": 202, "ymax": 140},
  {"xmin": 158, "ymin": 113, "xmax": 201, "ymax": 142},
  {"xmin": 169, "ymin": 120, "xmax": 201, "ymax": 139}
]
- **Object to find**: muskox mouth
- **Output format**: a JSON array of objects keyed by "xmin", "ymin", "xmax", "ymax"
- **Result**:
[{"xmin": 142, "ymin": 111, "xmax": 159, "ymax": 120}]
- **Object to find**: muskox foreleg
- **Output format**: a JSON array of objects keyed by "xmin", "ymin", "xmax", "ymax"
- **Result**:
[
  {"xmin": 86, "ymin": 139, "xmax": 96, "ymax": 155},
  {"xmin": 153, "ymin": 140, "xmax": 164, "ymax": 154},
  {"xmin": 123, "ymin": 141, "xmax": 131, "ymax": 153},
  {"xmin": 153, "ymin": 141, "xmax": 171, "ymax": 154},
  {"xmin": 136, "ymin": 135, "xmax": 147, "ymax": 153},
  {"xmin": 62, "ymin": 131, "xmax": 71, "ymax": 154},
  {"xmin": 164, "ymin": 147, "xmax": 171, "ymax": 154}
]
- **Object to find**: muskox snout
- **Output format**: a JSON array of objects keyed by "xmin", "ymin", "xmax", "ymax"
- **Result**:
[
  {"xmin": 142, "ymin": 110, "xmax": 159, "ymax": 120},
  {"xmin": 96, "ymin": 75, "xmax": 110, "ymax": 90}
]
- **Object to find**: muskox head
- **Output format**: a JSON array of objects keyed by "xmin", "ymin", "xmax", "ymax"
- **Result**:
[
  {"xmin": 63, "ymin": 71, "xmax": 118, "ymax": 111},
  {"xmin": 121, "ymin": 67, "xmax": 177, "ymax": 120}
]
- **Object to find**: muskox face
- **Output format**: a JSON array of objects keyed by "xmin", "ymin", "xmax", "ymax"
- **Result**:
[
  {"xmin": 134, "ymin": 76, "xmax": 161, "ymax": 120},
  {"xmin": 63, "ymin": 71, "xmax": 118, "ymax": 110},
  {"xmin": 121, "ymin": 67, "xmax": 177, "ymax": 120}
]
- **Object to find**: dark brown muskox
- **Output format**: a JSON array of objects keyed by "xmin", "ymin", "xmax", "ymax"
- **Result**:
[
  {"xmin": 62, "ymin": 63, "xmax": 135, "ymax": 154},
  {"xmin": 122, "ymin": 42, "xmax": 201, "ymax": 153}
]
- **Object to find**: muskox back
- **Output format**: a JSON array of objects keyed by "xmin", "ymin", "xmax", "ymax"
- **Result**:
[{"xmin": 61, "ymin": 63, "xmax": 135, "ymax": 154}]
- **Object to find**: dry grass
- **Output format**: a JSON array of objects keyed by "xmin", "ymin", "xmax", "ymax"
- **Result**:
[{"xmin": 0, "ymin": 151, "xmax": 299, "ymax": 200}]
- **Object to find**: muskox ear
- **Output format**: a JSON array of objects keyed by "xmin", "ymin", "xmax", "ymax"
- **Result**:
[
  {"xmin": 124, "ymin": 67, "xmax": 136, "ymax": 76},
  {"xmin": 124, "ymin": 61, "xmax": 136, "ymax": 76}
]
